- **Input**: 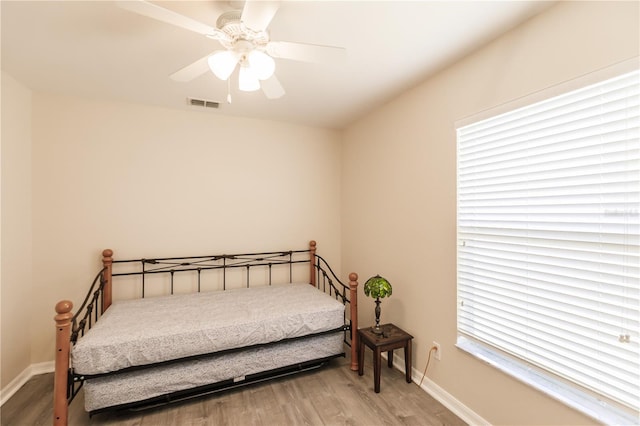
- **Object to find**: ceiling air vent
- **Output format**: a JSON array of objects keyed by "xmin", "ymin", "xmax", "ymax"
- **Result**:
[{"xmin": 187, "ymin": 97, "xmax": 220, "ymax": 109}]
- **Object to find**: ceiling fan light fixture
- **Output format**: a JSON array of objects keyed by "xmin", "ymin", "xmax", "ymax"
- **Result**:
[
  {"xmin": 208, "ymin": 50, "xmax": 239, "ymax": 81},
  {"xmin": 239, "ymin": 63, "xmax": 260, "ymax": 92},
  {"xmin": 247, "ymin": 50, "xmax": 275, "ymax": 80}
]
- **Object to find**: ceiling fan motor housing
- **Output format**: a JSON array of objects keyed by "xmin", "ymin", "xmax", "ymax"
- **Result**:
[{"xmin": 215, "ymin": 10, "xmax": 270, "ymax": 52}]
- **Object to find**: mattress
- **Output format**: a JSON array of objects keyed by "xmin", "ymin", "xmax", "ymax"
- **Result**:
[
  {"xmin": 72, "ymin": 283, "xmax": 344, "ymax": 375},
  {"xmin": 83, "ymin": 333, "xmax": 343, "ymax": 412}
]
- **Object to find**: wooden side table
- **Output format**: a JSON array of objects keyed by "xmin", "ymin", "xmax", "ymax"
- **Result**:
[{"xmin": 357, "ymin": 323, "xmax": 413, "ymax": 393}]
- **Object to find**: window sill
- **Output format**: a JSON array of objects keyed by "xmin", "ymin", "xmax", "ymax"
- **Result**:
[{"xmin": 456, "ymin": 336, "xmax": 639, "ymax": 425}]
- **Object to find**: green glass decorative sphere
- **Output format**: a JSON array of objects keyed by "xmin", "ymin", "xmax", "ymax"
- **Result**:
[{"xmin": 363, "ymin": 275, "xmax": 392, "ymax": 299}]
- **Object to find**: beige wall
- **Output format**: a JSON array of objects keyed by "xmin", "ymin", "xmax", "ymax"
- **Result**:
[
  {"xmin": 27, "ymin": 93, "xmax": 342, "ymax": 364},
  {"xmin": 2, "ymin": 1, "xmax": 639, "ymax": 423},
  {"xmin": 341, "ymin": 1, "xmax": 639, "ymax": 425},
  {"xmin": 1, "ymin": 72, "xmax": 33, "ymax": 389}
]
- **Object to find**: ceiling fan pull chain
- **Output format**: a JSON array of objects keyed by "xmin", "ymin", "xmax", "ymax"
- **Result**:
[{"xmin": 227, "ymin": 77, "xmax": 232, "ymax": 104}]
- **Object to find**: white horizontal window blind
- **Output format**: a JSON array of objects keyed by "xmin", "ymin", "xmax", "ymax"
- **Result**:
[{"xmin": 457, "ymin": 69, "xmax": 640, "ymax": 413}]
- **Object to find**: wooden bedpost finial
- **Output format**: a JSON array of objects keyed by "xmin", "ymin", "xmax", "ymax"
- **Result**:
[
  {"xmin": 102, "ymin": 249, "xmax": 113, "ymax": 259},
  {"xmin": 309, "ymin": 240, "xmax": 316, "ymax": 251},
  {"xmin": 349, "ymin": 272, "xmax": 358, "ymax": 283},
  {"xmin": 55, "ymin": 300, "xmax": 73, "ymax": 319}
]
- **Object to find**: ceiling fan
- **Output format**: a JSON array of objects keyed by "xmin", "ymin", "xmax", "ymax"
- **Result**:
[{"xmin": 116, "ymin": 0, "xmax": 346, "ymax": 100}]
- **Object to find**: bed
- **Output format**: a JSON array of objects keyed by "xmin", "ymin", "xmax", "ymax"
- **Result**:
[{"xmin": 53, "ymin": 241, "xmax": 359, "ymax": 426}]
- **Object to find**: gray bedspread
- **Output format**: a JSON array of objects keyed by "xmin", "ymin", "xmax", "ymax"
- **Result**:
[{"xmin": 72, "ymin": 283, "xmax": 345, "ymax": 375}]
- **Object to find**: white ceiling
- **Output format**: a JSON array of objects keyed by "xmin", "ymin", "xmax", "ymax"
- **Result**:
[{"xmin": 1, "ymin": 1, "xmax": 555, "ymax": 129}]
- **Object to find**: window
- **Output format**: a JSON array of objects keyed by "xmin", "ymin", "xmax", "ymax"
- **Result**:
[{"xmin": 456, "ymin": 67, "xmax": 639, "ymax": 423}]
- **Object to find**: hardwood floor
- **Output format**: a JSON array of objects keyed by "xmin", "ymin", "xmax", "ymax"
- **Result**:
[{"xmin": 1, "ymin": 355, "xmax": 466, "ymax": 426}]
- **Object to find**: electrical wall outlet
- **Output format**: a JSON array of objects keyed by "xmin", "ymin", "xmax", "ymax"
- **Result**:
[{"xmin": 432, "ymin": 341, "xmax": 441, "ymax": 361}]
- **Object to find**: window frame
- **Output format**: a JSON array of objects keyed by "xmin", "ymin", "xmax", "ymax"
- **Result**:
[{"xmin": 455, "ymin": 58, "xmax": 640, "ymax": 425}]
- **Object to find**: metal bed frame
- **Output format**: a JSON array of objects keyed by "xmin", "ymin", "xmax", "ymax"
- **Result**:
[{"xmin": 53, "ymin": 240, "xmax": 359, "ymax": 426}]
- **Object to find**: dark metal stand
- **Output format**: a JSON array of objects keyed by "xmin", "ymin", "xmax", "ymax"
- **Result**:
[{"xmin": 373, "ymin": 298, "xmax": 382, "ymax": 334}]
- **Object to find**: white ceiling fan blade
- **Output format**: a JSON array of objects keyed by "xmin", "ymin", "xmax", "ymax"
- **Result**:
[
  {"xmin": 241, "ymin": 1, "xmax": 281, "ymax": 32},
  {"xmin": 266, "ymin": 41, "xmax": 346, "ymax": 64},
  {"xmin": 170, "ymin": 53, "xmax": 215, "ymax": 82},
  {"xmin": 261, "ymin": 74, "xmax": 285, "ymax": 99},
  {"xmin": 116, "ymin": 0, "xmax": 217, "ymax": 36}
]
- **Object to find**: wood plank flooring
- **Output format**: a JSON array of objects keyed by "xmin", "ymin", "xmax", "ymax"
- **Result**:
[{"xmin": 1, "ymin": 355, "xmax": 466, "ymax": 426}]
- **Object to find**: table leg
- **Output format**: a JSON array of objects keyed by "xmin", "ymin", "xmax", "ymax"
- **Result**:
[
  {"xmin": 387, "ymin": 350, "xmax": 393, "ymax": 368},
  {"xmin": 358, "ymin": 339, "xmax": 365, "ymax": 376},
  {"xmin": 374, "ymin": 348, "xmax": 381, "ymax": 393},
  {"xmin": 404, "ymin": 340, "xmax": 412, "ymax": 383}
]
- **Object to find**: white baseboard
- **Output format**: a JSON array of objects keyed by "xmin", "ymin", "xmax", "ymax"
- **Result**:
[
  {"xmin": 0, "ymin": 361, "xmax": 55, "ymax": 406},
  {"xmin": 384, "ymin": 353, "xmax": 490, "ymax": 426}
]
